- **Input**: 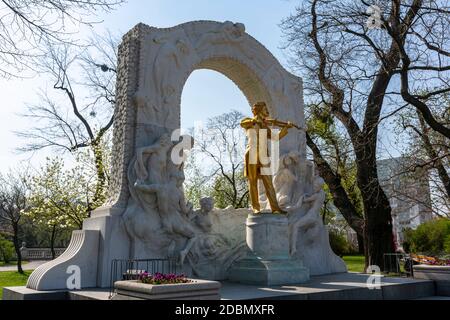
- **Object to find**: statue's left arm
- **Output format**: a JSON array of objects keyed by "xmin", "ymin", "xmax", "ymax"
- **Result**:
[
  {"xmin": 264, "ymin": 118, "xmax": 294, "ymax": 140},
  {"xmin": 267, "ymin": 125, "xmax": 290, "ymax": 141}
]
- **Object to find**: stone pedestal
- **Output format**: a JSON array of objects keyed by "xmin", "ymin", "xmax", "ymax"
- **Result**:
[
  {"xmin": 112, "ymin": 279, "xmax": 221, "ymax": 300},
  {"xmin": 229, "ymin": 213, "xmax": 309, "ymax": 286},
  {"xmin": 26, "ymin": 230, "xmax": 100, "ymax": 291},
  {"xmin": 82, "ymin": 206, "xmax": 131, "ymax": 288},
  {"xmin": 414, "ymin": 265, "xmax": 450, "ymax": 296}
]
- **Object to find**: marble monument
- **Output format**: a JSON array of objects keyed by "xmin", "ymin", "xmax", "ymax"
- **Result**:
[{"xmin": 26, "ymin": 20, "xmax": 346, "ymax": 291}]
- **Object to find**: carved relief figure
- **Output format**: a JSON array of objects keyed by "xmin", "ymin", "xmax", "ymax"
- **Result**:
[
  {"xmin": 289, "ymin": 176, "xmax": 326, "ymax": 256},
  {"xmin": 133, "ymin": 171, "xmax": 195, "ymax": 239},
  {"xmin": 192, "ymin": 197, "xmax": 214, "ymax": 233},
  {"xmin": 196, "ymin": 21, "xmax": 246, "ymax": 53},
  {"xmin": 167, "ymin": 162, "xmax": 194, "ymax": 217},
  {"xmin": 179, "ymin": 197, "xmax": 214, "ymax": 265},
  {"xmin": 263, "ymin": 65, "xmax": 289, "ymax": 104},
  {"xmin": 136, "ymin": 30, "xmax": 198, "ymax": 127},
  {"xmin": 154, "ymin": 35, "xmax": 196, "ymax": 126},
  {"xmin": 274, "ymin": 151, "xmax": 301, "ymax": 209},
  {"xmin": 127, "ymin": 134, "xmax": 247, "ymax": 280},
  {"xmin": 287, "ymin": 172, "xmax": 347, "ymax": 275},
  {"xmin": 179, "ymin": 197, "xmax": 246, "ymax": 279},
  {"xmin": 134, "ymin": 133, "xmax": 172, "ymax": 184}
]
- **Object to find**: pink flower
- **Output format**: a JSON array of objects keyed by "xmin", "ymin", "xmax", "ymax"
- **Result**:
[{"xmin": 138, "ymin": 272, "xmax": 190, "ymax": 285}]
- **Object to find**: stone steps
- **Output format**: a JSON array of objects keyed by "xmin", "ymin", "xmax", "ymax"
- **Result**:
[
  {"xmin": 3, "ymin": 272, "xmax": 439, "ymax": 300},
  {"xmin": 415, "ymin": 296, "xmax": 450, "ymax": 300},
  {"xmin": 220, "ymin": 273, "xmax": 436, "ymax": 300}
]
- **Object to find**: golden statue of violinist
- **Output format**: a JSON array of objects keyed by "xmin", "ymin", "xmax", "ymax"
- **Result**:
[{"xmin": 240, "ymin": 102, "xmax": 302, "ymax": 214}]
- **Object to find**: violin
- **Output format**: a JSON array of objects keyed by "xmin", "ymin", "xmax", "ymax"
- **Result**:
[{"xmin": 263, "ymin": 118, "xmax": 304, "ymax": 130}]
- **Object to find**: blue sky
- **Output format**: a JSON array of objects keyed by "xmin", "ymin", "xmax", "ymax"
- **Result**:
[
  {"xmin": 0, "ymin": 0, "xmax": 300, "ymax": 173},
  {"xmin": 89, "ymin": 0, "xmax": 300, "ymax": 129}
]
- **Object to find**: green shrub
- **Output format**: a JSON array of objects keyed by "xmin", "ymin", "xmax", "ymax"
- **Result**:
[
  {"xmin": 444, "ymin": 235, "xmax": 450, "ymax": 254},
  {"xmin": 0, "ymin": 236, "xmax": 15, "ymax": 263},
  {"xmin": 329, "ymin": 229, "xmax": 351, "ymax": 256},
  {"xmin": 403, "ymin": 218, "xmax": 450, "ymax": 255}
]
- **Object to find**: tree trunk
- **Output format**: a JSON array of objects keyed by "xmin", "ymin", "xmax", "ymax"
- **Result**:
[
  {"xmin": 12, "ymin": 224, "xmax": 23, "ymax": 274},
  {"xmin": 307, "ymin": 134, "xmax": 365, "ymax": 237},
  {"xmin": 91, "ymin": 142, "xmax": 107, "ymax": 213},
  {"xmin": 365, "ymin": 205, "xmax": 393, "ymax": 269},
  {"xmin": 356, "ymin": 148, "xmax": 394, "ymax": 270},
  {"xmin": 50, "ymin": 225, "xmax": 57, "ymax": 260},
  {"xmin": 363, "ymin": 227, "xmax": 370, "ymax": 270},
  {"xmin": 357, "ymin": 233, "xmax": 365, "ymax": 254}
]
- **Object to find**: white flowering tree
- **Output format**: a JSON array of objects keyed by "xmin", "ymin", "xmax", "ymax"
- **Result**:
[{"xmin": 25, "ymin": 155, "xmax": 101, "ymax": 258}]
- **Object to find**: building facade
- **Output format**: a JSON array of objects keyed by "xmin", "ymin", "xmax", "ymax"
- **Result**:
[{"xmin": 377, "ymin": 157, "xmax": 434, "ymax": 250}]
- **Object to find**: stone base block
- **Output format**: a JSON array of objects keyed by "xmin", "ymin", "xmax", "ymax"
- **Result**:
[
  {"xmin": 2, "ymin": 286, "xmax": 68, "ymax": 300},
  {"xmin": 26, "ymin": 230, "xmax": 100, "ymax": 291},
  {"xmin": 229, "ymin": 258, "xmax": 310, "ymax": 286},
  {"xmin": 414, "ymin": 265, "xmax": 450, "ymax": 296},
  {"xmin": 82, "ymin": 207, "xmax": 130, "ymax": 288},
  {"xmin": 111, "ymin": 279, "xmax": 221, "ymax": 300},
  {"xmin": 228, "ymin": 213, "xmax": 310, "ymax": 286}
]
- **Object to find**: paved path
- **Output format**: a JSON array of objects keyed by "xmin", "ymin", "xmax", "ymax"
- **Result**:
[
  {"xmin": 0, "ymin": 261, "xmax": 46, "ymax": 272},
  {"xmin": 219, "ymin": 272, "xmax": 435, "ymax": 300}
]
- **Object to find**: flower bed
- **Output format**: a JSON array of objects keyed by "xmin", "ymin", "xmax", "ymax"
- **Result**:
[
  {"xmin": 139, "ymin": 272, "xmax": 191, "ymax": 285},
  {"xmin": 411, "ymin": 254, "xmax": 450, "ymax": 266},
  {"xmin": 413, "ymin": 256, "xmax": 450, "ymax": 296},
  {"xmin": 112, "ymin": 274, "xmax": 221, "ymax": 300}
]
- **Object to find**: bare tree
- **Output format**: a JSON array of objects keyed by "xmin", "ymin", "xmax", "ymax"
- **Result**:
[
  {"xmin": 0, "ymin": 0, "xmax": 124, "ymax": 77},
  {"xmin": 0, "ymin": 169, "xmax": 29, "ymax": 273},
  {"xmin": 185, "ymin": 110, "xmax": 249, "ymax": 209},
  {"xmin": 388, "ymin": 0, "xmax": 450, "ymax": 139},
  {"xmin": 398, "ymin": 97, "xmax": 450, "ymax": 217},
  {"xmin": 282, "ymin": 0, "xmax": 401, "ymax": 267},
  {"xmin": 17, "ymin": 33, "xmax": 118, "ymax": 209},
  {"xmin": 306, "ymin": 104, "xmax": 366, "ymax": 255},
  {"xmin": 283, "ymin": 0, "xmax": 450, "ymax": 268}
]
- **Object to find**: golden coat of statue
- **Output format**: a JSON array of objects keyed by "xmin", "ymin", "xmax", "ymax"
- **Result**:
[{"xmin": 240, "ymin": 102, "xmax": 298, "ymax": 214}]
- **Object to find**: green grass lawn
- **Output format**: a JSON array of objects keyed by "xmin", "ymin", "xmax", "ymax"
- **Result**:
[
  {"xmin": 342, "ymin": 255, "xmax": 366, "ymax": 273},
  {"xmin": 0, "ymin": 271, "xmax": 31, "ymax": 300}
]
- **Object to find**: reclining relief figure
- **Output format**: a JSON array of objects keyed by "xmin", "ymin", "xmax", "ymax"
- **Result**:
[{"xmin": 126, "ymin": 134, "xmax": 246, "ymax": 280}]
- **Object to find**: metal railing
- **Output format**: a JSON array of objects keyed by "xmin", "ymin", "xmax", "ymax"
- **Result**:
[
  {"xmin": 109, "ymin": 258, "xmax": 178, "ymax": 298},
  {"xmin": 20, "ymin": 248, "xmax": 66, "ymax": 260},
  {"xmin": 383, "ymin": 253, "xmax": 414, "ymax": 277}
]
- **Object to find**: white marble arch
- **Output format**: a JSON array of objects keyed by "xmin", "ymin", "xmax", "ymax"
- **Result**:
[
  {"xmin": 109, "ymin": 21, "xmax": 307, "ymax": 209},
  {"xmin": 26, "ymin": 21, "xmax": 311, "ymax": 290}
]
